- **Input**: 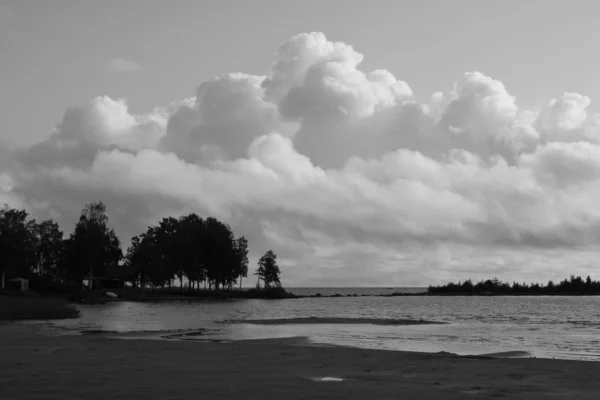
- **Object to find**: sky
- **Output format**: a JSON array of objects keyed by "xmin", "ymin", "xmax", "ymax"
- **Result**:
[{"xmin": 2, "ymin": 0, "xmax": 600, "ymax": 286}]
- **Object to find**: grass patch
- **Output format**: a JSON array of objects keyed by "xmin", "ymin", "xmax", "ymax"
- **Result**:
[{"xmin": 0, "ymin": 292, "xmax": 80, "ymax": 321}]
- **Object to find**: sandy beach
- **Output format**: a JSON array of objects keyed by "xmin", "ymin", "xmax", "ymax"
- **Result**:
[{"xmin": 1, "ymin": 323, "xmax": 599, "ymax": 400}]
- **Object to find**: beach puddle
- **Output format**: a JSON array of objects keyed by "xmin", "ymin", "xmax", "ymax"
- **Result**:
[{"xmin": 310, "ymin": 377, "xmax": 344, "ymax": 382}]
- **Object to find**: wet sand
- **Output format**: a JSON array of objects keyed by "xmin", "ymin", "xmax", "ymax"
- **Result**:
[
  {"xmin": 1, "ymin": 323, "xmax": 599, "ymax": 399},
  {"xmin": 226, "ymin": 317, "xmax": 446, "ymax": 325}
]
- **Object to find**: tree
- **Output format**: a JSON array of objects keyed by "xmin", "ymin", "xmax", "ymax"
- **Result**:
[
  {"xmin": 255, "ymin": 250, "xmax": 281, "ymax": 288},
  {"xmin": 177, "ymin": 214, "xmax": 207, "ymax": 290},
  {"xmin": 30, "ymin": 220, "xmax": 64, "ymax": 276},
  {"xmin": 428, "ymin": 275, "xmax": 600, "ymax": 295},
  {"xmin": 0, "ymin": 200, "xmax": 275, "ymax": 295},
  {"xmin": 203, "ymin": 217, "xmax": 236, "ymax": 290},
  {"xmin": 65, "ymin": 202, "xmax": 122, "ymax": 288},
  {"xmin": 0, "ymin": 205, "xmax": 33, "ymax": 288},
  {"xmin": 233, "ymin": 236, "xmax": 249, "ymax": 290},
  {"xmin": 125, "ymin": 229, "xmax": 172, "ymax": 289},
  {"xmin": 124, "ymin": 235, "xmax": 143, "ymax": 287},
  {"xmin": 155, "ymin": 217, "xmax": 183, "ymax": 288}
]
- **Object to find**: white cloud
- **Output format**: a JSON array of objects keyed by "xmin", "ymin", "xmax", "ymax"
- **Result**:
[
  {"xmin": 4, "ymin": 32, "xmax": 600, "ymax": 286},
  {"xmin": 161, "ymin": 73, "xmax": 280, "ymax": 162},
  {"xmin": 107, "ymin": 57, "xmax": 142, "ymax": 72}
]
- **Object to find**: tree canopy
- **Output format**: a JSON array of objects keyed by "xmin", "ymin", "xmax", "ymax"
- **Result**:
[
  {"xmin": 62, "ymin": 202, "xmax": 122, "ymax": 288},
  {"xmin": 255, "ymin": 250, "xmax": 281, "ymax": 288},
  {"xmin": 0, "ymin": 201, "xmax": 273, "ymax": 293},
  {"xmin": 428, "ymin": 275, "xmax": 600, "ymax": 295},
  {"xmin": 122, "ymin": 214, "xmax": 252, "ymax": 290},
  {"xmin": 0, "ymin": 206, "xmax": 35, "ymax": 281}
]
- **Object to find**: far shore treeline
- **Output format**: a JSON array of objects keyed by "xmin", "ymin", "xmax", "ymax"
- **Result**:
[
  {"xmin": 428, "ymin": 276, "xmax": 600, "ymax": 295},
  {"xmin": 0, "ymin": 201, "xmax": 283, "ymax": 297}
]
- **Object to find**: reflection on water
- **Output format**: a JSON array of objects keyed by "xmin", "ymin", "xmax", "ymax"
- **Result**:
[{"xmin": 50, "ymin": 295, "xmax": 600, "ymax": 361}]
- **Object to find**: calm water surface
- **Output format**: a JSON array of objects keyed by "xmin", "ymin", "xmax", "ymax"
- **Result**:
[{"xmin": 49, "ymin": 290, "xmax": 600, "ymax": 362}]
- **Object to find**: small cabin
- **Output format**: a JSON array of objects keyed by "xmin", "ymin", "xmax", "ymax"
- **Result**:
[
  {"xmin": 83, "ymin": 264, "xmax": 137, "ymax": 291},
  {"xmin": 7, "ymin": 277, "xmax": 29, "ymax": 292}
]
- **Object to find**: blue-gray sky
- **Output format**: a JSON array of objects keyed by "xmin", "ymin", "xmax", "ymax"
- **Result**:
[{"xmin": 2, "ymin": 0, "xmax": 600, "ymax": 286}]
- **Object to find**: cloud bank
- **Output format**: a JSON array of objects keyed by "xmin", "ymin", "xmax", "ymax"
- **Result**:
[{"xmin": 4, "ymin": 32, "xmax": 600, "ymax": 286}]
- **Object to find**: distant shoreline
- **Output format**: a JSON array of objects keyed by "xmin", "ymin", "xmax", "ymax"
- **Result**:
[{"xmin": 76, "ymin": 290, "xmax": 600, "ymax": 304}]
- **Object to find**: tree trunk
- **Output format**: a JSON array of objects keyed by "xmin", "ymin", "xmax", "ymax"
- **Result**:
[
  {"xmin": 89, "ymin": 266, "xmax": 93, "ymax": 290},
  {"xmin": 239, "ymin": 275, "xmax": 243, "ymax": 291},
  {"xmin": 179, "ymin": 275, "xmax": 183, "ymax": 291},
  {"xmin": 1, "ymin": 271, "xmax": 4, "ymax": 289}
]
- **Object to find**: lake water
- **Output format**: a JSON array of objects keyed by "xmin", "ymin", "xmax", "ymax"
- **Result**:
[
  {"xmin": 288, "ymin": 287, "xmax": 428, "ymax": 296},
  {"xmin": 47, "ymin": 289, "xmax": 600, "ymax": 362}
]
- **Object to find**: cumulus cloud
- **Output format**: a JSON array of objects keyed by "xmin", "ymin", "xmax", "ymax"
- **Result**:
[
  {"xmin": 15, "ymin": 96, "xmax": 168, "ymax": 170},
  {"xmin": 107, "ymin": 57, "xmax": 142, "ymax": 72},
  {"xmin": 4, "ymin": 32, "xmax": 600, "ymax": 286},
  {"xmin": 162, "ymin": 73, "xmax": 280, "ymax": 162}
]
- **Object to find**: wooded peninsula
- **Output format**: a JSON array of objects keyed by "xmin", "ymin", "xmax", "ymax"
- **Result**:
[{"xmin": 0, "ymin": 201, "xmax": 288, "ymax": 304}]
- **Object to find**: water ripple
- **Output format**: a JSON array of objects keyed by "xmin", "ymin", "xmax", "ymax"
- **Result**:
[{"xmin": 48, "ymin": 294, "xmax": 600, "ymax": 361}]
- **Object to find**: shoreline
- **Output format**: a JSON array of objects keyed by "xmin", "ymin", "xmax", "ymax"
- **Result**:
[
  {"xmin": 25, "ymin": 318, "xmax": 598, "ymax": 362},
  {"xmin": 5, "ymin": 288, "xmax": 595, "ymax": 307},
  {"xmin": 71, "ymin": 291, "xmax": 600, "ymax": 304},
  {"xmin": 1, "ymin": 323, "xmax": 599, "ymax": 399},
  {"xmin": 225, "ymin": 317, "xmax": 447, "ymax": 325}
]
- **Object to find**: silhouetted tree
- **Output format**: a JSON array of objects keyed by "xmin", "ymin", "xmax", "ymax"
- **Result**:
[
  {"xmin": 154, "ymin": 216, "xmax": 183, "ymax": 288},
  {"xmin": 125, "ymin": 228, "xmax": 172, "ymax": 289},
  {"xmin": 203, "ymin": 217, "xmax": 236, "ymax": 290},
  {"xmin": 0, "ymin": 205, "xmax": 32, "ymax": 287},
  {"xmin": 30, "ymin": 220, "xmax": 64, "ymax": 277},
  {"xmin": 64, "ymin": 202, "xmax": 122, "ymax": 288},
  {"xmin": 429, "ymin": 275, "xmax": 600, "ymax": 295},
  {"xmin": 1, "ymin": 200, "xmax": 284, "ymax": 296},
  {"xmin": 256, "ymin": 250, "xmax": 280, "ymax": 288},
  {"xmin": 177, "ymin": 213, "xmax": 207, "ymax": 290},
  {"xmin": 234, "ymin": 236, "xmax": 249, "ymax": 290}
]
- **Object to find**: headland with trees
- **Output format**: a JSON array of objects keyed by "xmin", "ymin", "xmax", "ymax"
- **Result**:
[
  {"xmin": 0, "ymin": 201, "xmax": 291, "ymax": 319},
  {"xmin": 427, "ymin": 276, "xmax": 600, "ymax": 295}
]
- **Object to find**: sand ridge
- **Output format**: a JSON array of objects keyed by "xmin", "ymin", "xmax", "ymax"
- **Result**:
[{"xmin": 224, "ymin": 317, "xmax": 447, "ymax": 325}]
